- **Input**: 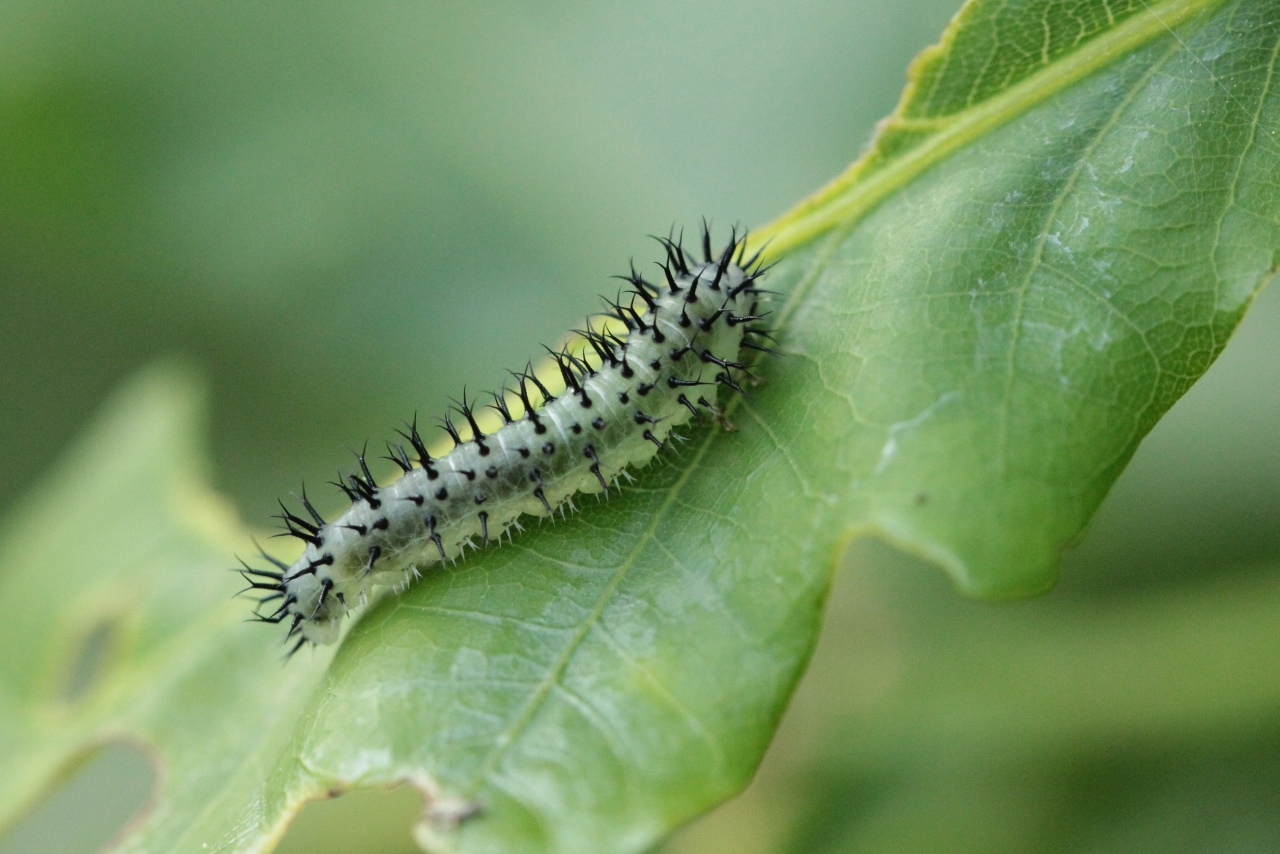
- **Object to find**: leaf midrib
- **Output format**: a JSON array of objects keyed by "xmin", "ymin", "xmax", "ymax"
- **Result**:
[
  {"xmin": 993, "ymin": 37, "xmax": 1182, "ymax": 472},
  {"xmin": 751, "ymin": 0, "xmax": 1229, "ymax": 258},
  {"xmin": 458, "ymin": 230, "xmax": 846, "ymax": 802},
  {"xmin": 459, "ymin": 424, "xmax": 716, "ymax": 797}
]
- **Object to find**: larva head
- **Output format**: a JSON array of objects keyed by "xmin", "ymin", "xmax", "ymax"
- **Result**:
[{"xmin": 284, "ymin": 572, "xmax": 345, "ymax": 645}]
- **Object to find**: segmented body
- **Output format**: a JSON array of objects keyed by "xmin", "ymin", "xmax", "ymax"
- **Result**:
[{"xmin": 240, "ymin": 230, "xmax": 770, "ymax": 650}]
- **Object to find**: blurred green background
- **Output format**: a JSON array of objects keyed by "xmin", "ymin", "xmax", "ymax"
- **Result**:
[{"xmin": 1, "ymin": 1, "xmax": 1277, "ymax": 853}]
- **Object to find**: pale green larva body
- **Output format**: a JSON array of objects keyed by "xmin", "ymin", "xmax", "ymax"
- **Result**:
[{"xmin": 241, "ymin": 230, "xmax": 769, "ymax": 652}]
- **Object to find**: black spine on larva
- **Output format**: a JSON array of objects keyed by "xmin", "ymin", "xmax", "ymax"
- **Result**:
[{"xmin": 239, "ymin": 224, "xmax": 772, "ymax": 650}]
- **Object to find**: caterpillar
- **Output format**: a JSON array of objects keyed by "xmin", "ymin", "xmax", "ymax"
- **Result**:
[{"xmin": 239, "ymin": 226, "xmax": 772, "ymax": 654}]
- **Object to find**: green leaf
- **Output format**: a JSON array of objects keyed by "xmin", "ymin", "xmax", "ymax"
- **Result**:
[
  {"xmin": 1, "ymin": 1, "xmax": 1279, "ymax": 853},
  {"xmin": 0, "ymin": 369, "xmax": 336, "ymax": 852}
]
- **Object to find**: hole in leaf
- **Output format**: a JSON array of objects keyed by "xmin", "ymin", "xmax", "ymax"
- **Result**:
[
  {"xmin": 63, "ymin": 619, "xmax": 117, "ymax": 702},
  {"xmin": 275, "ymin": 785, "xmax": 425, "ymax": 854},
  {"xmin": 0, "ymin": 743, "xmax": 155, "ymax": 854}
]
